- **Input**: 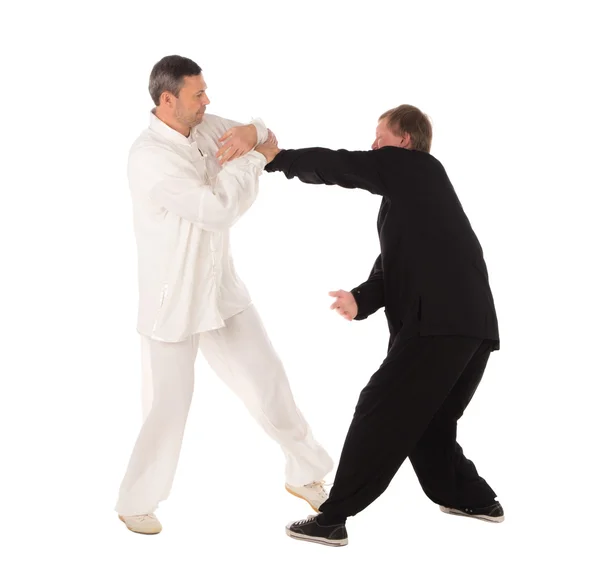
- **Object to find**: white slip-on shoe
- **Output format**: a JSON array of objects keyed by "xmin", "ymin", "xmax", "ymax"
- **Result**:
[
  {"xmin": 285, "ymin": 481, "xmax": 329, "ymax": 512},
  {"xmin": 118, "ymin": 513, "xmax": 162, "ymax": 534}
]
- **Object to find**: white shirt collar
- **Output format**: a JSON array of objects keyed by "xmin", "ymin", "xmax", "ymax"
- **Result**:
[{"xmin": 149, "ymin": 110, "xmax": 193, "ymax": 145}]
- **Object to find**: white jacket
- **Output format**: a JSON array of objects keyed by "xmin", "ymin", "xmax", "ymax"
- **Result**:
[{"xmin": 128, "ymin": 112, "xmax": 268, "ymax": 342}]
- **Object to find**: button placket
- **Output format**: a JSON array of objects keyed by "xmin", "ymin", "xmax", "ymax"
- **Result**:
[{"xmin": 209, "ymin": 234, "xmax": 222, "ymax": 278}]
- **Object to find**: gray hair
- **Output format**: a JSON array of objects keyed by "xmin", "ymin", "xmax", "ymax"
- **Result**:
[{"xmin": 149, "ymin": 55, "xmax": 202, "ymax": 106}]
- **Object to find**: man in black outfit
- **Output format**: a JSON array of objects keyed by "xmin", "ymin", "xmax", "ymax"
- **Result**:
[{"xmin": 258, "ymin": 104, "xmax": 503, "ymax": 547}]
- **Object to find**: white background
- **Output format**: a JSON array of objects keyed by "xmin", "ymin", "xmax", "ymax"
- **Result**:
[{"xmin": 1, "ymin": 0, "xmax": 599, "ymax": 572}]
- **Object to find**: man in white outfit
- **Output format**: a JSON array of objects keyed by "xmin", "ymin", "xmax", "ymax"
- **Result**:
[{"xmin": 115, "ymin": 55, "xmax": 333, "ymax": 535}]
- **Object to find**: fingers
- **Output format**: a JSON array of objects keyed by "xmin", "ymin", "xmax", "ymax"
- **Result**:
[
  {"xmin": 268, "ymin": 131, "xmax": 278, "ymax": 146},
  {"xmin": 328, "ymin": 290, "xmax": 353, "ymax": 319},
  {"xmin": 333, "ymin": 305, "xmax": 352, "ymax": 320},
  {"xmin": 218, "ymin": 141, "xmax": 253, "ymax": 163},
  {"xmin": 218, "ymin": 130, "xmax": 232, "ymax": 143},
  {"xmin": 218, "ymin": 146, "xmax": 235, "ymax": 165},
  {"xmin": 330, "ymin": 299, "xmax": 350, "ymax": 316},
  {"xmin": 218, "ymin": 148, "xmax": 229, "ymax": 164},
  {"xmin": 216, "ymin": 143, "xmax": 230, "ymax": 158},
  {"xmin": 228, "ymin": 148, "xmax": 242, "ymax": 162}
]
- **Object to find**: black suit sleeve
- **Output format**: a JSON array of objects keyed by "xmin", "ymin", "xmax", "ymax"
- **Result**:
[
  {"xmin": 350, "ymin": 254, "xmax": 384, "ymax": 320},
  {"xmin": 264, "ymin": 147, "xmax": 386, "ymax": 195}
]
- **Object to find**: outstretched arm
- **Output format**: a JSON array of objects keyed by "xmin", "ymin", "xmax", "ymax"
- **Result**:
[{"xmin": 264, "ymin": 147, "xmax": 387, "ymax": 195}]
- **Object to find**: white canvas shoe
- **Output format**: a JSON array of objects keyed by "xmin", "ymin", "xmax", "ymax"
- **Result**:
[
  {"xmin": 285, "ymin": 481, "xmax": 329, "ymax": 511},
  {"xmin": 118, "ymin": 513, "xmax": 162, "ymax": 535}
]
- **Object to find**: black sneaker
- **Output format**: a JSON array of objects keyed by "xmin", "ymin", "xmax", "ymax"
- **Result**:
[
  {"xmin": 286, "ymin": 515, "xmax": 348, "ymax": 547},
  {"xmin": 440, "ymin": 501, "xmax": 504, "ymax": 523}
]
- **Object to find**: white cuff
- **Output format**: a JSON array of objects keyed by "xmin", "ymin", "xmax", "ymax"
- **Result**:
[
  {"xmin": 246, "ymin": 149, "xmax": 268, "ymax": 168},
  {"xmin": 250, "ymin": 117, "xmax": 268, "ymax": 145}
]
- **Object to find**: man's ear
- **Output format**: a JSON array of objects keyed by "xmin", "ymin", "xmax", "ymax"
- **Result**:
[
  {"xmin": 160, "ymin": 91, "xmax": 174, "ymax": 108},
  {"xmin": 400, "ymin": 132, "xmax": 412, "ymax": 149}
]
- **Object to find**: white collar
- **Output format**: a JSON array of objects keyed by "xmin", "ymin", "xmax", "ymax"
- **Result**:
[{"xmin": 148, "ymin": 110, "xmax": 193, "ymax": 145}]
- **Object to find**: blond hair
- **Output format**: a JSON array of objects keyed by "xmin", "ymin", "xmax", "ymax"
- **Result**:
[{"xmin": 379, "ymin": 104, "xmax": 433, "ymax": 152}]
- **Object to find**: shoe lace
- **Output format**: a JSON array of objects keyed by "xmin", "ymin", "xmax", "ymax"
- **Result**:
[
  {"xmin": 295, "ymin": 514, "xmax": 318, "ymax": 526},
  {"xmin": 134, "ymin": 513, "xmax": 155, "ymax": 522},
  {"xmin": 306, "ymin": 480, "xmax": 332, "ymax": 496}
]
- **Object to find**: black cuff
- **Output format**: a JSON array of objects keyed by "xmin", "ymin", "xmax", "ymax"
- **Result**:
[
  {"xmin": 264, "ymin": 149, "xmax": 288, "ymax": 172},
  {"xmin": 350, "ymin": 286, "xmax": 370, "ymax": 321}
]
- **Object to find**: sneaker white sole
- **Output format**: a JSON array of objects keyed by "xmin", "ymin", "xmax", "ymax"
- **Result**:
[
  {"xmin": 286, "ymin": 527, "xmax": 348, "ymax": 547},
  {"xmin": 285, "ymin": 485, "xmax": 322, "ymax": 512},
  {"xmin": 439, "ymin": 506, "xmax": 505, "ymax": 523},
  {"xmin": 118, "ymin": 515, "xmax": 162, "ymax": 535}
]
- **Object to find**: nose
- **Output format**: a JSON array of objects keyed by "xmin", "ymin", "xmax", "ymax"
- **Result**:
[{"xmin": 371, "ymin": 140, "xmax": 378, "ymax": 150}]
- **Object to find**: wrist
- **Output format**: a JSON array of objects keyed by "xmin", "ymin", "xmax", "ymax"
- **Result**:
[{"xmin": 248, "ymin": 124, "xmax": 258, "ymax": 146}]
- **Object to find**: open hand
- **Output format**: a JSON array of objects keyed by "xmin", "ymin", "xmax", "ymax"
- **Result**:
[
  {"xmin": 329, "ymin": 290, "xmax": 358, "ymax": 321},
  {"xmin": 217, "ymin": 124, "xmax": 258, "ymax": 165}
]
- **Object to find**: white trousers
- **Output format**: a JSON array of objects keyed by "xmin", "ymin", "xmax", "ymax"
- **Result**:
[{"xmin": 115, "ymin": 304, "xmax": 333, "ymax": 516}]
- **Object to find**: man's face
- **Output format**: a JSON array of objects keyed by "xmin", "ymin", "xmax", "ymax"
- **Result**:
[
  {"xmin": 371, "ymin": 119, "xmax": 411, "ymax": 150},
  {"xmin": 173, "ymin": 74, "xmax": 210, "ymax": 129}
]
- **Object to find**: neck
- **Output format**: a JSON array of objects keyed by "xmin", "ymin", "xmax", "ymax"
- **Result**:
[{"xmin": 154, "ymin": 108, "xmax": 190, "ymax": 137}]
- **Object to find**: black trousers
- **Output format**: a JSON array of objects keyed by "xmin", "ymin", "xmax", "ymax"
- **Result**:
[{"xmin": 318, "ymin": 335, "xmax": 497, "ymax": 522}]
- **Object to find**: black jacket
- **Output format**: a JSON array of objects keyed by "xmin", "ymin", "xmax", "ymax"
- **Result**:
[{"xmin": 265, "ymin": 146, "xmax": 499, "ymax": 350}]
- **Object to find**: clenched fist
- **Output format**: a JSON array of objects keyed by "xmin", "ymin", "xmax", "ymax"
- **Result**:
[
  {"xmin": 255, "ymin": 141, "xmax": 280, "ymax": 164},
  {"xmin": 329, "ymin": 290, "xmax": 358, "ymax": 321},
  {"xmin": 266, "ymin": 128, "xmax": 278, "ymax": 146}
]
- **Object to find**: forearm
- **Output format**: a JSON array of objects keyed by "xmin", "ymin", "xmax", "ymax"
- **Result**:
[
  {"xmin": 199, "ymin": 152, "xmax": 265, "ymax": 229},
  {"xmin": 213, "ymin": 115, "xmax": 269, "ymax": 145},
  {"xmin": 140, "ymin": 151, "xmax": 266, "ymax": 232},
  {"xmin": 265, "ymin": 148, "xmax": 383, "ymax": 193}
]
